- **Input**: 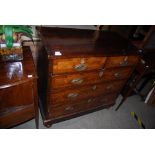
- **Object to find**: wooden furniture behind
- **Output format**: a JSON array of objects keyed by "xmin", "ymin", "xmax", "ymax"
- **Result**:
[
  {"xmin": 0, "ymin": 46, "xmax": 38, "ymax": 128},
  {"xmin": 116, "ymin": 26, "xmax": 155, "ymax": 110},
  {"xmin": 37, "ymin": 27, "xmax": 139, "ymax": 127}
]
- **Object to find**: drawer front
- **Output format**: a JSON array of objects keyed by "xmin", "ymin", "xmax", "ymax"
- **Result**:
[
  {"xmin": 0, "ymin": 81, "xmax": 33, "ymax": 114},
  {"xmin": 50, "ymin": 103, "xmax": 85, "ymax": 118},
  {"xmin": 49, "ymin": 93, "xmax": 117, "ymax": 118},
  {"xmin": 85, "ymin": 93, "xmax": 117, "ymax": 109},
  {"xmin": 50, "ymin": 80, "xmax": 124, "ymax": 105},
  {"xmin": 0, "ymin": 105, "xmax": 34, "ymax": 128},
  {"xmin": 51, "ymin": 57, "xmax": 107, "ymax": 74},
  {"xmin": 100, "ymin": 67, "xmax": 133, "ymax": 81},
  {"xmin": 105, "ymin": 56, "xmax": 139, "ymax": 68},
  {"xmin": 51, "ymin": 67, "xmax": 133, "ymax": 89}
]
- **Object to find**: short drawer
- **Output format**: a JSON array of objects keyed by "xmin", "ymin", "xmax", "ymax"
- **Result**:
[
  {"xmin": 105, "ymin": 56, "xmax": 139, "ymax": 68},
  {"xmin": 100, "ymin": 67, "xmax": 133, "ymax": 81},
  {"xmin": 51, "ymin": 67, "xmax": 133, "ymax": 89},
  {"xmin": 50, "ymin": 57, "xmax": 107, "ymax": 74},
  {"xmin": 50, "ymin": 80, "xmax": 124, "ymax": 105}
]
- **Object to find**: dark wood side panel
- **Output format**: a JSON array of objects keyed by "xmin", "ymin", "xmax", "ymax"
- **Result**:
[{"xmin": 37, "ymin": 46, "xmax": 49, "ymax": 118}]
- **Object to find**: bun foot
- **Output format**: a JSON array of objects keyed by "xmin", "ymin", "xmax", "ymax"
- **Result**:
[{"xmin": 43, "ymin": 120, "xmax": 53, "ymax": 128}]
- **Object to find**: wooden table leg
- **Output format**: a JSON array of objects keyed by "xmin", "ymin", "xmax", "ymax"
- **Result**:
[{"xmin": 33, "ymin": 80, "xmax": 39, "ymax": 129}]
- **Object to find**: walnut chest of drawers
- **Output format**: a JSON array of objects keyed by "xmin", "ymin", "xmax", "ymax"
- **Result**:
[{"xmin": 37, "ymin": 27, "xmax": 139, "ymax": 127}]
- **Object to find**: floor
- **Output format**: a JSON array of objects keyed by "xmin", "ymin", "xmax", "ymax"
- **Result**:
[{"xmin": 13, "ymin": 95, "xmax": 155, "ymax": 129}]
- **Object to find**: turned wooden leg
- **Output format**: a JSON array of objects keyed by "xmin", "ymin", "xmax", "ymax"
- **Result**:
[
  {"xmin": 35, "ymin": 115, "xmax": 39, "ymax": 129},
  {"xmin": 33, "ymin": 80, "xmax": 39, "ymax": 129}
]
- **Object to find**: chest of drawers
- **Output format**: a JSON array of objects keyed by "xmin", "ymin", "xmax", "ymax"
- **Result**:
[
  {"xmin": 0, "ymin": 47, "xmax": 38, "ymax": 128},
  {"xmin": 37, "ymin": 27, "xmax": 139, "ymax": 127}
]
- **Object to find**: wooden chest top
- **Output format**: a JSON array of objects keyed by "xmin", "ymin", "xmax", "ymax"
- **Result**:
[{"xmin": 39, "ymin": 27, "xmax": 138, "ymax": 58}]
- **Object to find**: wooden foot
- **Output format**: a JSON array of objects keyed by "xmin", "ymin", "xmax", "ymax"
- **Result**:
[
  {"xmin": 35, "ymin": 117, "xmax": 39, "ymax": 129},
  {"xmin": 44, "ymin": 120, "xmax": 53, "ymax": 128},
  {"xmin": 45, "ymin": 124, "xmax": 52, "ymax": 128}
]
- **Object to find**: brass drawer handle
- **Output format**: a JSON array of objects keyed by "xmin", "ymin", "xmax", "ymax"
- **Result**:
[
  {"xmin": 107, "ymin": 85, "xmax": 113, "ymax": 90},
  {"xmin": 99, "ymin": 71, "xmax": 104, "ymax": 77},
  {"xmin": 114, "ymin": 72, "xmax": 121, "ymax": 79},
  {"xmin": 120, "ymin": 56, "xmax": 128, "ymax": 66},
  {"xmin": 87, "ymin": 99, "xmax": 92, "ymax": 103},
  {"xmin": 67, "ymin": 93, "xmax": 78, "ymax": 98},
  {"xmin": 92, "ymin": 85, "xmax": 97, "ymax": 90},
  {"xmin": 100, "ymin": 98, "xmax": 108, "ymax": 102},
  {"xmin": 64, "ymin": 106, "xmax": 74, "ymax": 112},
  {"xmin": 71, "ymin": 78, "xmax": 83, "ymax": 84},
  {"xmin": 74, "ymin": 63, "xmax": 87, "ymax": 71},
  {"xmin": 87, "ymin": 98, "xmax": 96, "ymax": 103},
  {"xmin": 120, "ymin": 61, "xmax": 128, "ymax": 66}
]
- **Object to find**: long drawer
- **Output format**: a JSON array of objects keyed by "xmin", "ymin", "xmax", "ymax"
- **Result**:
[
  {"xmin": 50, "ymin": 57, "xmax": 107, "ymax": 74},
  {"xmin": 49, "ymin": 93, "xmax": 117, "ymax": 118},
  {"xmin": 50, "ymin": 80, "xmax": 124, "ymax": 105},
  {"xmin": 50, "ymin": 67, "xmax": 133, "ymax": 89}
]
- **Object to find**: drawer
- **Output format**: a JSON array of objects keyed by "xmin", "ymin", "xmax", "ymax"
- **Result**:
[
  {"xmin": 51, "ymin": 57, "xmax": 107, "ymax": 74},
  {"xmin": 50, "ymin": 103, "xmax": 85, "ymax": 118},
  {"xmin": 0, "ymin": 104, "xmax": 34, "ymax": 128},
  {"xmin": 50, "ymin": 80, "xmax": 124, "ymax": 105},
  {"xmin": 49, "ymin": 93, "xmax": 117, "ymax": 118},
  {"xmin": 51, "ymin": 67, "xmax": 133, "ymax": 89},
  {"xmin": 100, "ymin": 67, "xmax": 133, "ymax": 81},
  {"xmin": 0, "ymin": 81, "xmax": 33, "ymax": 114},
  {"xmin": 85, "ymin": 93, "xmax": 117, "ymax": 109},
  {"xmin": 50, "ymin": 92, "xmax": 117, "ymax": 108},
  {"xmin": 105, "ymin": 56, "xmax": 139, "ymax": 68}
]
